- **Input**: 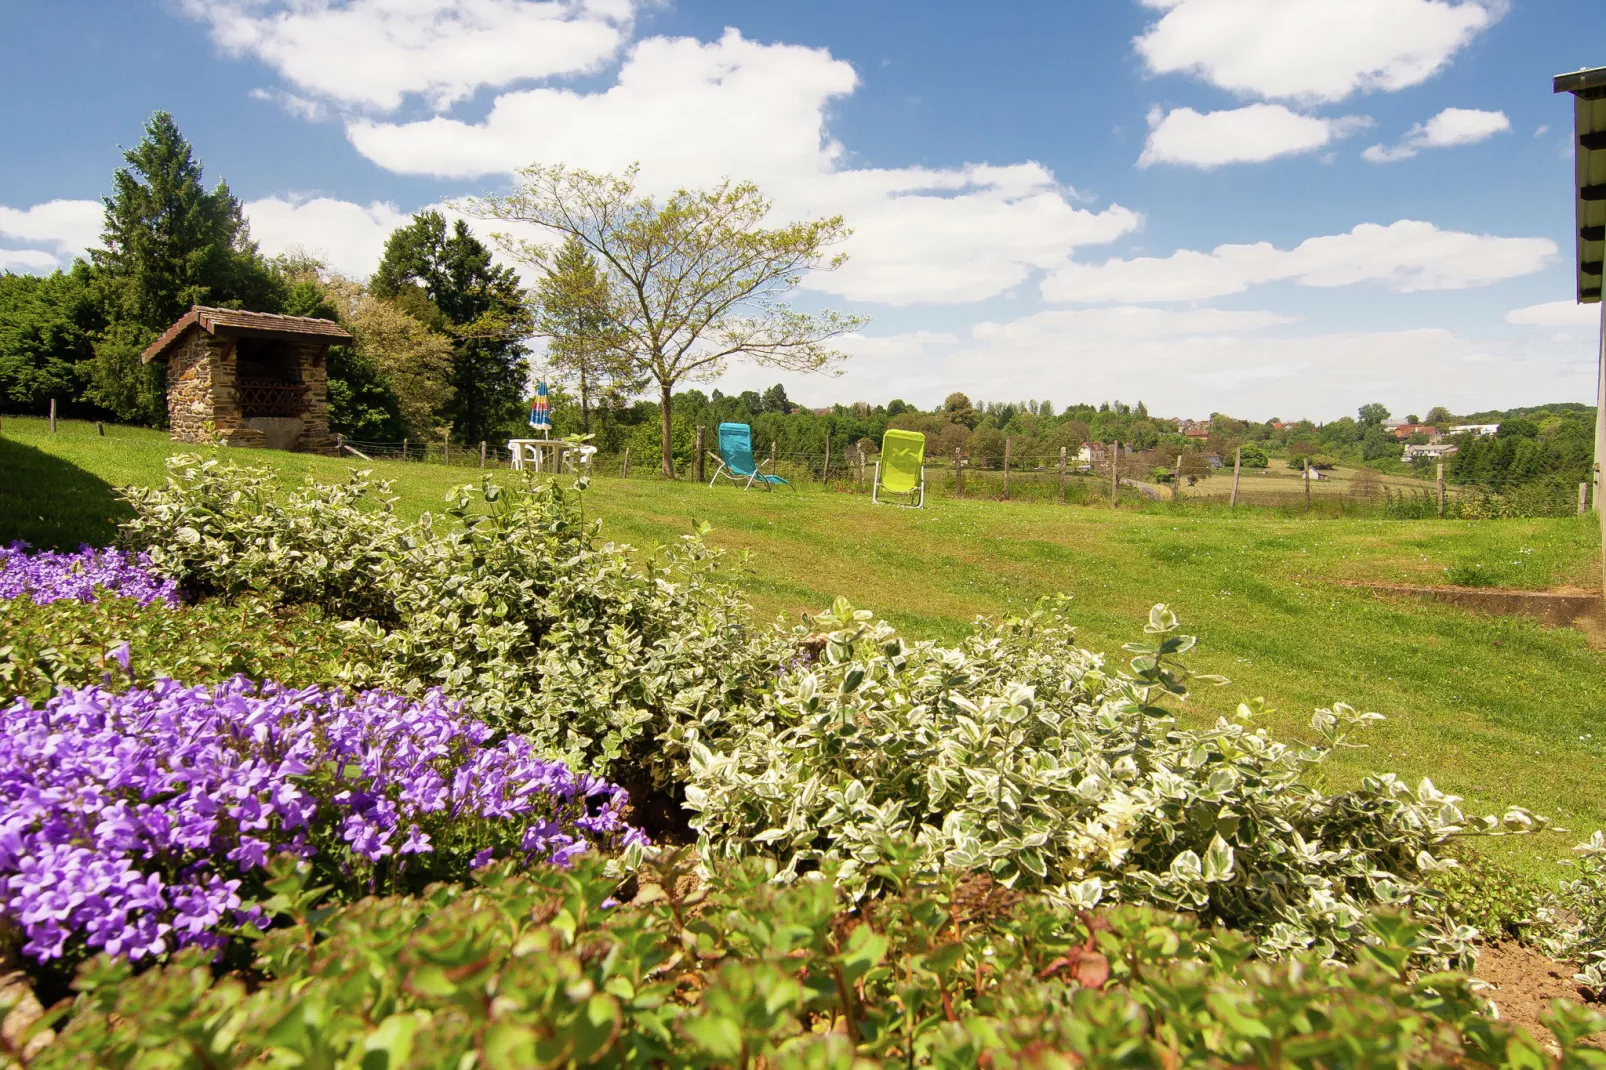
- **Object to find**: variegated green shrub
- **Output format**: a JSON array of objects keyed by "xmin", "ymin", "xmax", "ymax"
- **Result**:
[
  {"xmin": 684, "ymin": 599, "xmax": 1545, "ymax": 965},
  {"xmin": 118, "ymin": 456, "xmax": 787, "ymax": 781}
]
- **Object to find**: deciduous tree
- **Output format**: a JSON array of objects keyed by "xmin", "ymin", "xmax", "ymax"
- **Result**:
[
  {"xmin": 372, "ymin": 211, "xmax": 530, "ymax": 444},
  {"xmin": 469, "ymin": 165, "xmax": 864, "ymax": 477}
]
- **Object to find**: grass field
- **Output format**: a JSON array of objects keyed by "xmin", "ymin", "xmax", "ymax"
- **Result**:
[{"xmin": 5, "ymin": 416, "xmax": 1604, "ymax": 876}]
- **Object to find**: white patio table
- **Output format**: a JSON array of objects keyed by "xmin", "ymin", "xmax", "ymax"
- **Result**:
[{"xmin": 507, "ymin": 438, "xmax": 571, "ymax": 473}]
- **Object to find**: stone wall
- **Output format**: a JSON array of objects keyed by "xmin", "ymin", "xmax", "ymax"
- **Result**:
[
  {"xmin": 165, "ymin": 330, "xmax": 234, "ymax": 444},
  {"xmin": 162, "ymin": 330, "xmax": 336, "ymax": 455},
  {"xmin": 291, "ymin": 341, "xmax": 337, "ymax": 455}
]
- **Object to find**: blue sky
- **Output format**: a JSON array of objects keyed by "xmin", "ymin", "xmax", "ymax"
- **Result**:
[{"xmin": 3, "ymin": 0, "xmax": 1603, "ymax": 419}]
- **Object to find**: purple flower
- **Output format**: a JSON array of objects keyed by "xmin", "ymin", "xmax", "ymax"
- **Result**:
[
  {"xmin": 109, "ymin": 642, "xmax": 132, "ymax": 672},
  {"xmin": 0, "ymin": 543, "xmax": 179, "ymax": 607},
  {"xmin": 0, "ymin": 678, "xmax": 645, "ymax": 966}
]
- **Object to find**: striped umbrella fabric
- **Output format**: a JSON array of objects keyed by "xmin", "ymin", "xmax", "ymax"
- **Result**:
[{"xmin": 529, "ymin": 381, "xmax": 551, "ymax": 432}]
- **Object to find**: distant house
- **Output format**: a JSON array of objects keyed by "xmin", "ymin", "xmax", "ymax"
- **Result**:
[
  {"xmin": 1448, "ymin": 423, "xmax": 1500, "ymax": 437},
  {"xmin": 1403, "ymin": 443, "xmax": 1459, "ymax": 463},
  {"xmin": 1202, "ymin": 453, "xmax": 1224, "ymax": 469},
  {"xmin": 1076, "ymin": 442, "xmax": 1133, "ymax": 467},
  {"xmin": 1183, "ymin": 426, "xmax": 1211, "ymax": 441}
]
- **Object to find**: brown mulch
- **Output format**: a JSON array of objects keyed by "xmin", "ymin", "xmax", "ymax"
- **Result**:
[{"xmin": 1476, "ymin": 941, "xmax": 1605, "ymax": 1049}]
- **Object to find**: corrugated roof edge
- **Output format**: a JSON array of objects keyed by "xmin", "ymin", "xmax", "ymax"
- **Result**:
[{"xmin": 1556, "ymin": 67, "xmax": 1606, "ymax": 96}]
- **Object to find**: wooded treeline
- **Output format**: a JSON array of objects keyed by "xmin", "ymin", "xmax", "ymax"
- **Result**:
[{"xmin": 0, "ymin": 113, "xmax": 530, "ymax": 444}]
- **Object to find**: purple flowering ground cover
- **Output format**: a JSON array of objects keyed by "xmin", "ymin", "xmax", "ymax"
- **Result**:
[
  {"xmin": 0, "ymin": 542, "xmax": 179, "ymax": 607},
  {"xmin": 0, "ymin": 678, "xmax": 646, "ymax": 967}
]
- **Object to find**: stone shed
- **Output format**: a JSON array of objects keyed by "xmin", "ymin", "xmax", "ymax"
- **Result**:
[{"xmin": 141, "ymin": 306, "xmax": 351, "ymax": 454}]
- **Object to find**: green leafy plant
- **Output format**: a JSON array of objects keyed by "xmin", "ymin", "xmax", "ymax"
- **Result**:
[
  {"xmin": 120, "ymin": 457, "xmax": 403, "ymax": 619},
  {"xmin": 1427, "ymin": 846, "xmax": 1549, "ymax": 942},
  {"xmin": 118, "ymin": 456, "xmax": 788, "ymax": 782},
  {"xmin": 685, "ymin": 598, "xmax": 1545, "ymax": 966},
  {"xmin": 1551, "ymin": 832, "xmax": 1606, "ymax": 995},
  {"xmin": 28, "ymin": 849, "xmax": 1593, "ymax": 1069},
  {"xmin": 0, "ymin": 592, "xmax": 374, "ymax": 704}
]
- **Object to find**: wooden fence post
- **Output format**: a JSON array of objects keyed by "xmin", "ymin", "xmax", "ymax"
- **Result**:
[
  {"xmin": 694, "ymin": 426, "xmax": 706, "ymax": 483},
  {"xmin": 955, "ymin": 448, "xmax": 964, "ymax": 497},
  {"xmin": 857, "ymin": 447, "xmax": 866, "ymax": 489},
  {"xmin": 96, "ymin": 421, "xmax": 105, "ymax": 437},
  {"xmin": 1110, "ymin": 442, "xmax": 1120, "ymax": 507},
  {"xmin": 443, "ymin": 432, "xmax": 450, "ymax": 464},
  {"xmin": 769, "ymin": 441, "xmax": 777, "ymax": 475},
  {"xmin": 403, "ymin": 438, "xmax": 409, "ymax": 462},
  {"xmin": 1582, "ymin": 481, "xmax": 1590, "ymax": 515},
  {"xmin": 48, "ymin": 398, "xmax": 56, "ymax": 434},
  {"xmin": 622, "ymin": 448, "xmax": 630, "ymax": 478},
  {"xmin": 1003, "ymin": 436, "xmax": 1012, "ymax": 500},
  {"xmin": 1058, "ymin": 446, "xmax": 1067, "ymax": 503},
  {"xmin": 480, "ymin": 440, "xmax": 487, "ymax": 468},
  {"xmin": 822, "ymin": 432, "xmax": 831, "ymax": 483},
  {"xmin": 1437, "ymin": 463, "xmax": 1446, "ymax": 518},
  {"xmin": 1230, "ymin": 447, "xmax": 1241, "ymax": 508},
  {"xmin": 1303, "ymin": 459, "xmax": 1311, "ymax": 514},
  {"xmin": 1174, "ymin": 454, "xmax": 1183, "ymax": 501}
]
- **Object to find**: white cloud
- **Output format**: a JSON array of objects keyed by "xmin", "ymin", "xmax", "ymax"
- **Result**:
[
  {"xmin": 348, "ymin": 30, "xmax": 1140, "ymax": 306},
  {"xmin": 725, "ymin": 306, "xmax": 1592, "ymax": 420},
  {"xmin": 1043, "ymin": 220, "xmax": 1554, "ymax": 303},
  {"xmin": 347, "ymin": 30, "xmax": 857, "ymax": 183},
  {"xmin": 0, "ymin": 199, "xmax": 103, "ymax": 263},
  {"xmin": 1363, "ymin": 107, "xmax": 1510, "ymax": 162},
  {"xmin": 244, "ymin": 196, "xmax": 414, "ymax": 278},
  {"xmin": 1139, "ymin": 104, "xmax": 1370, "ymax": 168},
  {"xmin": 0, "ymin": 249, "xmax": 64, "ymax": 273},
  {"xmin": 944, "ymin": 313, "xmax": 1587, "ymax": 419},
  {"xmin": 1506, "ymin": 300, "xmax": 1601, "ymax": 327},
  {"xmin": 249, "ymin": 87, "xmax": 328, "ymax": 122},
  {"xmin": 972, "ymin": 305, "xmax": 1296, "ymax": 344},
  {"xmin": 181, "ymin": 0, "xmax": 637, "ymax": 112},
  {"xmin": 1134, "ymin": 0, "xmax": 1502, "ymax": 103}
]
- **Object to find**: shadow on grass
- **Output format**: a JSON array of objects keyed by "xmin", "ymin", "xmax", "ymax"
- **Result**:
[{"xmin": 0, "ymin": 436, "xmax": 132, "ymax": 550}]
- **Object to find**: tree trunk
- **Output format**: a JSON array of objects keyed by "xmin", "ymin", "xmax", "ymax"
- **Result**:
[
  {"xmin": 580, "ymin": 365, "xmax": 591, "ymax": 434},
  {"xmin": 659, "ymin": 379, "xmax": 675, "ymax": 478}
]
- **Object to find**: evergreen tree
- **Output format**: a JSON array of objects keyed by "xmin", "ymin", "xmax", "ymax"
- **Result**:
[
  {"xmin": 85, "ymin": 111, "xmax": 282, "ymax": 422},
  {"xmin": 372, "ymin": 211, "xmax": 530, "ymax": 443},
  {"xmin": 761, "ymin": 383, "xmax": 791, "ymax": 414},
  {"xmin": 533, "ymin": 235, "xmax": 638, "ymax": 433}
]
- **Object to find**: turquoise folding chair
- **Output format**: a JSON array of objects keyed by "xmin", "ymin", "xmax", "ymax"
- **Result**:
[
  {"xmin": 873, "ymin": 429, "xmax": 926, "ymax": 508},
  {"xmin": 708, "ymin": 422, "xmax": 793, "ymax": 492}
]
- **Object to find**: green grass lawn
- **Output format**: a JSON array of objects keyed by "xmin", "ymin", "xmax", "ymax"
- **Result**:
[{"xmin": 6, "ymin": 417, "xmax": 1604, "ymax": 876}]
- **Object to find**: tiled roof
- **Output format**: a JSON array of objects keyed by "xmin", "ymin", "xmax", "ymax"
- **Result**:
[{"xmin": 141, "ymin": 305, "xmax": 352, "ymax": 363}]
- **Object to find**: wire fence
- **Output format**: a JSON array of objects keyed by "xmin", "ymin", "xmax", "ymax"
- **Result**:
[{"xmin": 332, "ymin": 435, "xmax": 1594, "ymax": 520}]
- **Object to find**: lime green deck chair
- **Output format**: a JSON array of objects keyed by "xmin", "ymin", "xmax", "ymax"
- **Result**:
[{"xmin": 873, "ymin": 429, "xmax": 926, "ymax": 508}]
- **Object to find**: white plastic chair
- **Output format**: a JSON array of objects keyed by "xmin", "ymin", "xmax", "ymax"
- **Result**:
[{"xmin": 564, "ymin": 444, "xmax": 598, "ymax": 473}]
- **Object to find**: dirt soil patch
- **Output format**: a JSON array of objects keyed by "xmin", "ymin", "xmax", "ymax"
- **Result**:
[{"xmin": 1477, "ymin": 941, "xmax": 1605, "ymax": 1049}]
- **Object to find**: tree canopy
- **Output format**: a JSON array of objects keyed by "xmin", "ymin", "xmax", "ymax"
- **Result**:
[
  {"xmin": 468, "ymin": 164, "xmax": 864, "ymax": 476},
  {"xmin": 532, "ymin": 235, "xmax": 640, "ymax": 433},
  {"xmin": 372, "ymin": 211, "xmax": 531, "ymax": 444}
]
